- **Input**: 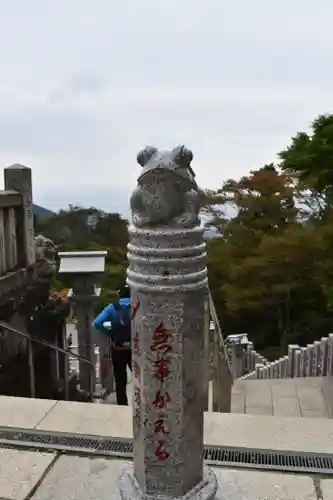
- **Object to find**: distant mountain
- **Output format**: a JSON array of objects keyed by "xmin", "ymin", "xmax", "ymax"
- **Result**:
[
  {"xmin": 33, "ymin": 204, "xmax": 56, "ymax": 222},
  {"xmin": 32, "ymin": 204, "xmax": 220, "ymax": 239}
]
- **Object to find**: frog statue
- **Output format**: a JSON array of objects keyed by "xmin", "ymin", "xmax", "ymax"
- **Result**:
[
  {"xmin": 130, "ymin": 145, "xmax": 204, "ymax": 228},
  {"xmin": 32, "ymin": 234, "xmax": 57, "ymax": 280}
]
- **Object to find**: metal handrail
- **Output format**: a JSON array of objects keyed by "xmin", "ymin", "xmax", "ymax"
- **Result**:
[
  {"xmin": 68, "ymin": 344, "xmax": 101, "ymax": 381},
  {"xmin": 0, "ymin": 320, "xmax": 95, "ymax": 401},
  {"xmin": 208, "ymin": 290, "xmax": 233, "ymax": 413},
  {"xmin": 208, "ymin": 290, "xmax": 232, "ymax": 376}
]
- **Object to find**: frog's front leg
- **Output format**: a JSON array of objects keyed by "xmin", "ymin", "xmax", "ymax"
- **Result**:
[
  {"xmin": 130, "ymin": 186, "xmax": 152, "ymax": 227},
  {"xmin": 132, "ymin": 214, "xmax": 153, "ymax": 228},
  {"xmin": 173, "ymin": 189, "xmax": 201, "ymax": 227}
]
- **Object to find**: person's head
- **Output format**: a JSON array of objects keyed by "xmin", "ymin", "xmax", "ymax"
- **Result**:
[{"xmin": 118, "ymin": 283, "xmax": 130, "ymax": 299}]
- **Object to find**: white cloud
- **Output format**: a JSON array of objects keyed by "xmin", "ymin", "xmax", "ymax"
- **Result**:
[{"xmin": 0, "ymin": 0, "xmax": 333, "ymax": 214}]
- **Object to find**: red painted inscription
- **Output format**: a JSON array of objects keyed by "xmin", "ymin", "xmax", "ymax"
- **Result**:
[
  {"xmin": 150, "ymin": 322, "xmax": 172, "ymax": 354},
  {"xmin": 155, "ymin": 440, "xmax": 170, "ymax": 461},
  {"xmin": 134, "ymin": 387, "xmax": 141, "ymax": 407},
  {"xmin": 153, "ymin": 390, "xmax": 171, "ymax": 409},
  {"xmin": 153, "ymin": 416, "xmax": 169, "ymax": 435},
  {"xmin": 132, "ymin": 299, "xmax": 140, "ymax": 320},
  {"xmin": 133, "ymin": 331, "xmax": 140, "ymax": 354},
  {"xmin": 133, "ymin": 360, "xmax": 141, "ymax": 380},
  {"xmin": 133, "ymin": 387, "xmax": 141, "ymax": 427},
  {"xmin": 153, "ymin": 359, "xmax": 171, "ymax": 383}
]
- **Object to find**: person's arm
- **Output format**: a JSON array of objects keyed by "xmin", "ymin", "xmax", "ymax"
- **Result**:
[{"xmin": 93, "ymin": 304, "xmax": 115, "ymax": 334}]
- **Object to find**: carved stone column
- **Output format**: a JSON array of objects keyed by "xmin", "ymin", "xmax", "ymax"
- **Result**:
[
  {"xmin": 118, "ymin": 146, "xmax": 218, "ymax": 500},
  {"xmin": 4, "ymin": 164, "xmax": 35, "ymax": 268}
]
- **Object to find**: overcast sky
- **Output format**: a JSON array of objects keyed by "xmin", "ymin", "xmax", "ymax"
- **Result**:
[{"xmin": 0, "ymin": 0, "xmax": 332, "ymax": 217}]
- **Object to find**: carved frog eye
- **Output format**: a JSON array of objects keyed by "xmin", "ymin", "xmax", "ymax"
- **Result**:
[
  {"xmin": 137, "ymin": 146, "xmax": 158, "ymax": 166},
  {"xmin": 172, "ymin": 145, "xmax": 194, "ymax": 168}
]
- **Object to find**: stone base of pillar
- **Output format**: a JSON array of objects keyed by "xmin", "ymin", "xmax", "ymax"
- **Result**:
[{"xmin": 118, "ymin": 464, "xmax": 218, "ymax": 500}]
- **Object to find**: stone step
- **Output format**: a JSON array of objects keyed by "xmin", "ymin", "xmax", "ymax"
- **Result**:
[{"xmin": 232, "ymin": 377, "xmax": 333, "ymax": 418}]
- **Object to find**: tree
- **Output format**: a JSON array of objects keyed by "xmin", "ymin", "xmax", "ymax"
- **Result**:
[
  {"xmin": 204, "ymin": 156, "xmax": 333, "ymax": 356},
  {"xmin": 36, "ymin": 205, "xmax": 129, "ymax": 250},
  {"xmin": 35, "ymin": 205, "xmax": 129, "ymax": 312},
  {"xmin": 223, "ymin": 224, "xmax": 331, "ymax": 347},
  {"xmin": 279, "ymin": 114, "xmax": 333, "ymax": 220},
  {"xmin": 205, "ymin": 165, "xmax": 297, "ymax": 243}
]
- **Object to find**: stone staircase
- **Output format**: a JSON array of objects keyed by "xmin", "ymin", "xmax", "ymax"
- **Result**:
[
  {"xmin": 227, "ymin": 333, "xmax": 333, "ymax": 418},
  {"xmin": 232, "ymin": 377, "xmax": 332, "ymax": 418}
]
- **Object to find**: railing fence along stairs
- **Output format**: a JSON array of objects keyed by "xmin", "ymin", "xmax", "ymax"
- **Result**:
[{"xmin": 228, "ymin": 334, "xmax": 333, "ymax": 381}]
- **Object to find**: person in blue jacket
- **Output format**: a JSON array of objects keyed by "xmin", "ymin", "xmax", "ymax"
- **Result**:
[{"xmin": 93, "ymin": 283, "xmax": 131, "ymax": 405}]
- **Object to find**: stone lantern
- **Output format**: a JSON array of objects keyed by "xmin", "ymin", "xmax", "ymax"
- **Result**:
[{"xmin": 58, "ymin": 250, "xmax": 107, "ymax": 397}]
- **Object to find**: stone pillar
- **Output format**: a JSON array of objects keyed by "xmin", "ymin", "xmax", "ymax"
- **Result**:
[
  {"xmin": 227, "ymin": 334, "xmax": 249, "ymax": 379},
  {"xmin": 4, "ymin": 164, "xmax": 35, "ymax": 268},
  {"xmin": 0, "ymin": 209, "xmax": 6, "ymax": 274},
  {"xmin": 70, "ymin": 282, "xmax": 96, "ymax": 396},
  {"xmin": 118, "ymin": 145, "xmax": 217, "ymax": 500},
  {"xmin": 94, "ymin": 328, "xmax": 114, "ymax": 394},
  {"xmin": 5, "ymin": 207, "xmax": 18, "ymax": 269}
]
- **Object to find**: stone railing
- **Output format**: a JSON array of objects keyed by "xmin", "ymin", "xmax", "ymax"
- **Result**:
[
  {"xmin": 225, "ymin": 334, "xmax": 269, "ymax": 380},
  {"xmin": 0, "ymin": 164, "xmax": 35, "ymax": 298},
  {"xmin": 0, "ymin": 195, "xmax": 20, "ymax": 276},
  {"xmin": 235, "ymin": 334, "xmax": 333, "ymax": 380}
]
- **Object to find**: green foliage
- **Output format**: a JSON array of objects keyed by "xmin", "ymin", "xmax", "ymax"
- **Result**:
[
  {"xmin": 279, "ymin": 114, "xmax": 333, "ymax": 219},
  {"xmin": 205, "ymin": 114, "xmax": 333, "ymax": 354},
  {"xmin": 35, "ymin": 205, "xmax": 129, "ymax": 311}
]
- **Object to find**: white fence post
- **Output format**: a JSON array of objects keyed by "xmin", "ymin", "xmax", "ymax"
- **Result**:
[
  {"xmin": 226, "ymin": 333, "xmax": 249, "ymax": 379},
  {"xmin": 299, "ymin": 347, "xmax": 306, "ymax": 377},
  {"xmin": 320, "ymin": 337, "xmax": 329, "ymax": 376},
  {"xmin": 328, "ymin": 334, "xmax": 333, "ymax": 376},
  {"xmin": 313, "ymin": 341, "xmax": 321, "ymax": 376},
  {"xmin": 277, "ymin": 359, "xmax": 283, "ymax": 378},
  {"xmin": 283, "ymin": 356, "xmax": 289, "ymax": 378},
  {"xmin": 306, "ymin": 345, "xmax": 314, "ymax": 377},
  {"xmin": 246, "ymin": 342, "xmax": 253, "ymax": 373},
  {"xmin": 273, "ymin": 361, "xmax": 278, "ymax": 378},
  {"xmin": 252, "ymin": 351, "xmax": 258, "ymax": 371},
  {"xmin": 249, "ymin": 351, "xmax": 254, "ymax": 371},
  {"xmin": 294, "ymin": 349, "xmax": 301, "ymax": 377},
  {"xmin": 288, "ymin": 345, "xmax": 299, "ymax": 378},
  {"xmin": 255, "ymin": 364, "xmax": 263, "ymax": 378}
]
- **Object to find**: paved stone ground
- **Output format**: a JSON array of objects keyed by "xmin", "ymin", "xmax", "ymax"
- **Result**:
[
  {"xmin": 231, "ymin": 377, "xmax": 332, "ymax": 418},
  {"xmin": 0, "ymin": 451, "xmax": 331, "ymax": 500},
  {"xmin": 1, "ymin": 394, "xmax": 333, "ymax": 498}
]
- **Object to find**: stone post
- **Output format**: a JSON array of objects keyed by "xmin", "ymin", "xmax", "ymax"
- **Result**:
[
  {"xmin": 118, "ymin": 146, "xmax": 217, "ymax": 500},
  {"xmin": 226, "ymin": 333, "xmax": 249, "ymax": 379},
  {"xmin": 94, "ymin": 329, "xmax": 114, "ymax": 394},
  {"xmin": 288, "ymin": 344, "xmax": 299, "ymax": 378},
  {"xmin": 4, "ymin": 164, "xmax": 35, "ymax": 268},
  {"xmin": 73, "ymin": 289, "xmax": 97, "ymax": 395}
]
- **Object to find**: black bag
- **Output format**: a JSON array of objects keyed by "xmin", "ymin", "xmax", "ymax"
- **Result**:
[{"xmin": 111, "ymin": 301, "xmax": 131, "ymax": 346}]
